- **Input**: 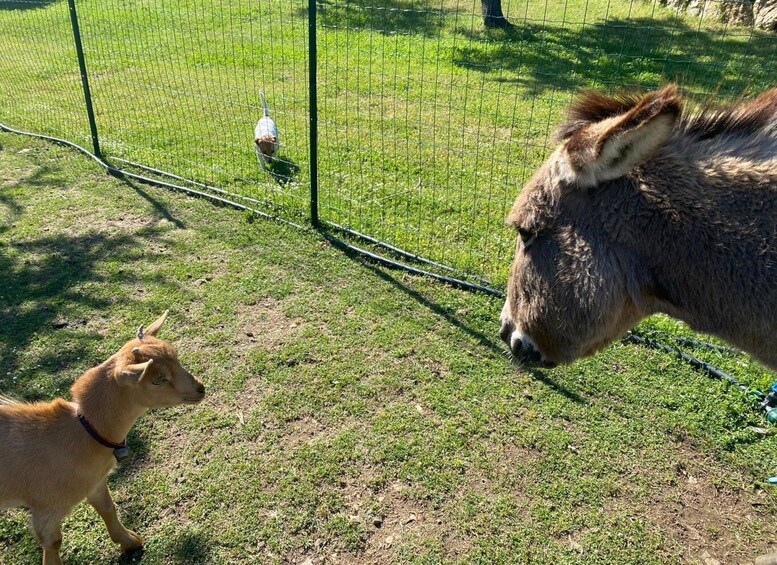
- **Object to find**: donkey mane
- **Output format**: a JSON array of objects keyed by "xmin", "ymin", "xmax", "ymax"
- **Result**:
[
  {"xmin": 680, "ymin": 89, "xmax": 777, "ymax": 141},
  {"xmin": 556, "ymin": 86, "xmax": 777, "ymax": 144}
]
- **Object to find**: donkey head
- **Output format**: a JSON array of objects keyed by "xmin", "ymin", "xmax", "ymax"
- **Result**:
[{"xmin": 501, "ymin": 85, "xmax": 682, "ymax": 366}]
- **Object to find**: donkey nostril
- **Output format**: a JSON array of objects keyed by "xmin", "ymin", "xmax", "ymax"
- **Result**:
[{"xmin": 509, "ymin": 335, "xmax": 554, "ymax": 367}]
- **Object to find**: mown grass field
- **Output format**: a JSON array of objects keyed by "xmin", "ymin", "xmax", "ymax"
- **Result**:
[
  {"xmin": 1, "ymin": 132, "xmax": 777, "ymax": 564},
  {"xmin": 1, "ymin": 0, "xmax": 776, "ymax": 285}
]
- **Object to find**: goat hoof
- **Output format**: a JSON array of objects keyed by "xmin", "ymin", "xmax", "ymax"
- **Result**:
[
  {"xmin": 120, "ymin": 546, "xmax": 145, "ymax": 563},
  {"xmin": 119, "ymin": 530, "xmax": 144, "ymax": 552}
]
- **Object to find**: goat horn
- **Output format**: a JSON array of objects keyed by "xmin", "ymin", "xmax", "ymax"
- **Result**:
[
  {"xmin": 145, "ymin": 310, "xmax": 169, "ymax": 337},
  {"xmin": 137, "ymin": 325, "xmax": 145, "ymax": 340}
]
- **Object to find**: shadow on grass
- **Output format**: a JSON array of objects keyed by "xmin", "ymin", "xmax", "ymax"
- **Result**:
[
  {"xmin": 0, "ymin": 0, "xmax": 60, "ymax": 10},
  {"xmin": 166, "ymin": 530, "xmax": 213, "ymax": 564},
  {"xmin": 0, "ymin": 166, "xmax": 186, "ymax": 399},
  {"xmin": 454, "ymin": 17, "xmax": 777, "ymax": 96},
  {"xmin": 311, "ymin": 0, "xmax": 452, "ymax": 36},
  {"xmin": 0, "ymin": 231, "xmax": 158, "ymax": 396},
  {"xmin": 121, "ymin": 178, "xmax": 186, "ymax": 229},
  {"xmin": 355, "ymin": 260, "xmax": 587, "ymax": 405},
  {"xmin": 0, "ymin": 162, "xmax": 79, "ymax": 235},
  {"xmin": 113, "ymin": 529, "xmax": 212, "ymax": 564},
  {"xmin": 267, "ymin": 155, "xmax": 301, "ymax": 186},
  {"xmin": 0, "ymin": 192, "xmax": 22, "ymax": 236}
]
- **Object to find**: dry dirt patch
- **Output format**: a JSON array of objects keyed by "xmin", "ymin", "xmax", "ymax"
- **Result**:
[
  {"xmin": 203, "ymin": 298, "xmax": 307, "ymax": 416},
  {"xmin": 235, "ymin": 298, "xmax": 304, "ymax": 352},
  {"xmin": 642, "ymin": 455, "xmax": 774, "ymax": 564}
]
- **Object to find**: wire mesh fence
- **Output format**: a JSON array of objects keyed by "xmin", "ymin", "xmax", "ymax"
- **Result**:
[
  {"xmin": 0, "ymin": 0, "xmax": 91, "ymax": 148},
  {"xmin": 2, "ymin": 0, "xmax": 777, "ymax": 289}
]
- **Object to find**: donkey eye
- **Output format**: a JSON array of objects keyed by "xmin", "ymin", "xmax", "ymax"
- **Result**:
[{"xmin": 517, "ymin": 228, "xmax": 536, "ymax": 247}]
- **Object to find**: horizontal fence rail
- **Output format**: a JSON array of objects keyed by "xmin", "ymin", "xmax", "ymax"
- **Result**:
[{"xmin": 2, "ymin": 0, "xmax": 777, "ymax": 291}]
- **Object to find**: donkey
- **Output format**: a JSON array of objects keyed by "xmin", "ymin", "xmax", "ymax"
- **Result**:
[
  {"xmin": 0, "ymin": 311, "xmax": 205, "ymax": 565},
  {"xmin": 500, "ymin": 84, "xmax": 777, "ymax": 370}
]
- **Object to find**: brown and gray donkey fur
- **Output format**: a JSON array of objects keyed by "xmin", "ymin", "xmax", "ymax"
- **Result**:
[
  {"xmin": 501, "ymin": 84, "xmax": 777, "ymax": 369},
  {"xmin": 0, "ymin": 311, "xmax": 205, "ymax": 565}
]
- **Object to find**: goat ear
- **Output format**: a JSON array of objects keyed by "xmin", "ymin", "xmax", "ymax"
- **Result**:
[
  {"xmin": 563, "ymin": 85, "xmax": 681, "ymax": 187},
  {"xmin": 117, "ymin": 359, "xmax": 154, "ymax": 386},
  {"xmin": 145, "ymin": 310, "xmax": 169, "ymax": 337}
]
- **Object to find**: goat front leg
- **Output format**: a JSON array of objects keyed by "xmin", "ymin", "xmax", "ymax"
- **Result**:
[
  {"xmin": 87, "ymin": 479, "xmax": 143, "ymax": 551},
  {"xmin": 31, "ymin": 509, "xmax": 67, "ymax": 565}
]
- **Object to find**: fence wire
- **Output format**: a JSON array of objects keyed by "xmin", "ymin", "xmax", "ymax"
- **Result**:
[
  {"xmin": 0, "ymin": 0, "xmax": 91, "ymax": 148},
  {"xmin": 1, "ymin": 0, "xmax": 777, "ymax": 288}
]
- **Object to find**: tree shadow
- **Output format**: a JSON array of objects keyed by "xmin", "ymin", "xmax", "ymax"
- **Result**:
[
  {"xmin": 316, "ymin": 0, "xmax": 452, "ymax": 36},
  {"xmin": 0, "ymin": 162, "xmax": 78, "ymax": 234},
  {"xmin": 453, "ymin": 17, "xmax": 777, "ymax": 96},
  {"xmin": 0, "ymin": 229, "xmax": 181, "ymax": 398},
  {"xmin": 0, "ymin": 192, "xmax": 22, "ymax": 236},
  {"xmin": 0, "ymin": 0, "xmax": 60, "ymax": 10},
  {"xmin": 0, "ymin": 158, "xmax": 186, "ymax": 399}
]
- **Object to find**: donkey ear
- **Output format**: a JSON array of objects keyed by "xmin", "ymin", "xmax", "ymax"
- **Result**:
[
  {"xmin": 117, "ymin": 359, "xmax": 154, "ymax": 386},
  {"xmin": 563, "ymin": 85, "xmax": 681, "ymax": 187},
  {"xmin": 145, "ymin": 310, "xmax": 169, "ymax": 337}
]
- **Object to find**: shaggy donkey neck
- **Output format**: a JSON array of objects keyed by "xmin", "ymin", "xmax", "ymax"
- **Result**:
[
  {"xmin": 610, "ymin": 152, "xmax": 777, "ymax": 361},
  {"xmin": 71, "ymin": 359, "xmax": 147, "ymax": 446}
]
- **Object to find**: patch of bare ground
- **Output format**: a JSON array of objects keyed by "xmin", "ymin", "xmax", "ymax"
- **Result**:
[
  {"xmin": 292, "ymin": 416, "xmax": 540, "ymax": 564},
  {"xmin": 295, "ymin": 476, "xmax": 448, "ymax": 565},
  {"xmin": 98, "ymin": 213, "xmax": 165, "ymax": 232},
  {"xmin": 182, "ymin": 294, "xmax": 299, "ymax": 353},
  {"xmin": 616, "ymin": 441, "xmax": 776, "ymax": 564},
  {"xmin": 280, "ymin": 415, "xmax": 334, "ymax": 450},
  {"xmin": 196, "ymin": 298, "xmax": 308, "ymax": 422},
  {"xmin": 357, "ymin": 481, "xmax": 442, "ymax": 564},
  {"xmin": 61, "ymin": 213, "xmax": 175, "ymax": 238},
  {"xmin": 325, "ymin": 443, "xmax": 541, "ymax": 564},
  {"xmin": 485, "ymin": 442, "xmax": 544, "ymax": 480},
  {"xmin": 16, "ymin": 214, "xmax": 180, "ymax": 273},
  {"xmin": 235, "ymin": 298, "xmax": 304, "ymax": 353}
]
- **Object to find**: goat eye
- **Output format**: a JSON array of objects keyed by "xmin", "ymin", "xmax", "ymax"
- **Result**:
[{"xmin": 152, "ymin": 375, "xmax": 167, "ymax": 386}]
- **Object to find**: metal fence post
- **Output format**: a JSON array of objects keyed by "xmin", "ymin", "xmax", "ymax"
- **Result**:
[
  {"xmin": 66, "ymin": 0, "xmax": 102, "ymax": 160},
  {"xmin": 308, "ymin": 0, "xmax": 319, "ymax": 227}
]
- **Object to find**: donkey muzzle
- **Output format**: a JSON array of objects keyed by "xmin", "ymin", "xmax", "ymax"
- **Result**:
[{"xmin": 500, "ymin": 323, "xmax": 557, "ymax": 369}]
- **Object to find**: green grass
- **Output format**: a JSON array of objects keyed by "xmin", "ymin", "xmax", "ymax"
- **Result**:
[
  {"xmin": 1, "ymin": 0, "xmax": 776, "ymax": 285},
  {"xmin": 1, "ymin": 132, "xmax": 777, "ymax": 564}
]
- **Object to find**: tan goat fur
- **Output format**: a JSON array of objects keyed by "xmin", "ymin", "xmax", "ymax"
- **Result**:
[{"xmin": 0, "ymin": 311, "xmax": 205, "ymax": 565}]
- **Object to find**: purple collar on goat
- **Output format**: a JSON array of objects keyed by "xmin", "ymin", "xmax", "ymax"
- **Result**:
[{"xmin": 77, "ymin": 411, "xmax": 130, "ymax": 462}]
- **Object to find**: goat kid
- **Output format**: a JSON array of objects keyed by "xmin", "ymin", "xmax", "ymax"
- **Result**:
[{"xmin": 0, "ymin": 311, "xmax": 205, "ymax": 565}]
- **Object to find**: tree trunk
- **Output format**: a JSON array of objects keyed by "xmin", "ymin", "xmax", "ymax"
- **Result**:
[{"xmin": 482, "ymin": 0, "xmax": 513, "ymax": 29}]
